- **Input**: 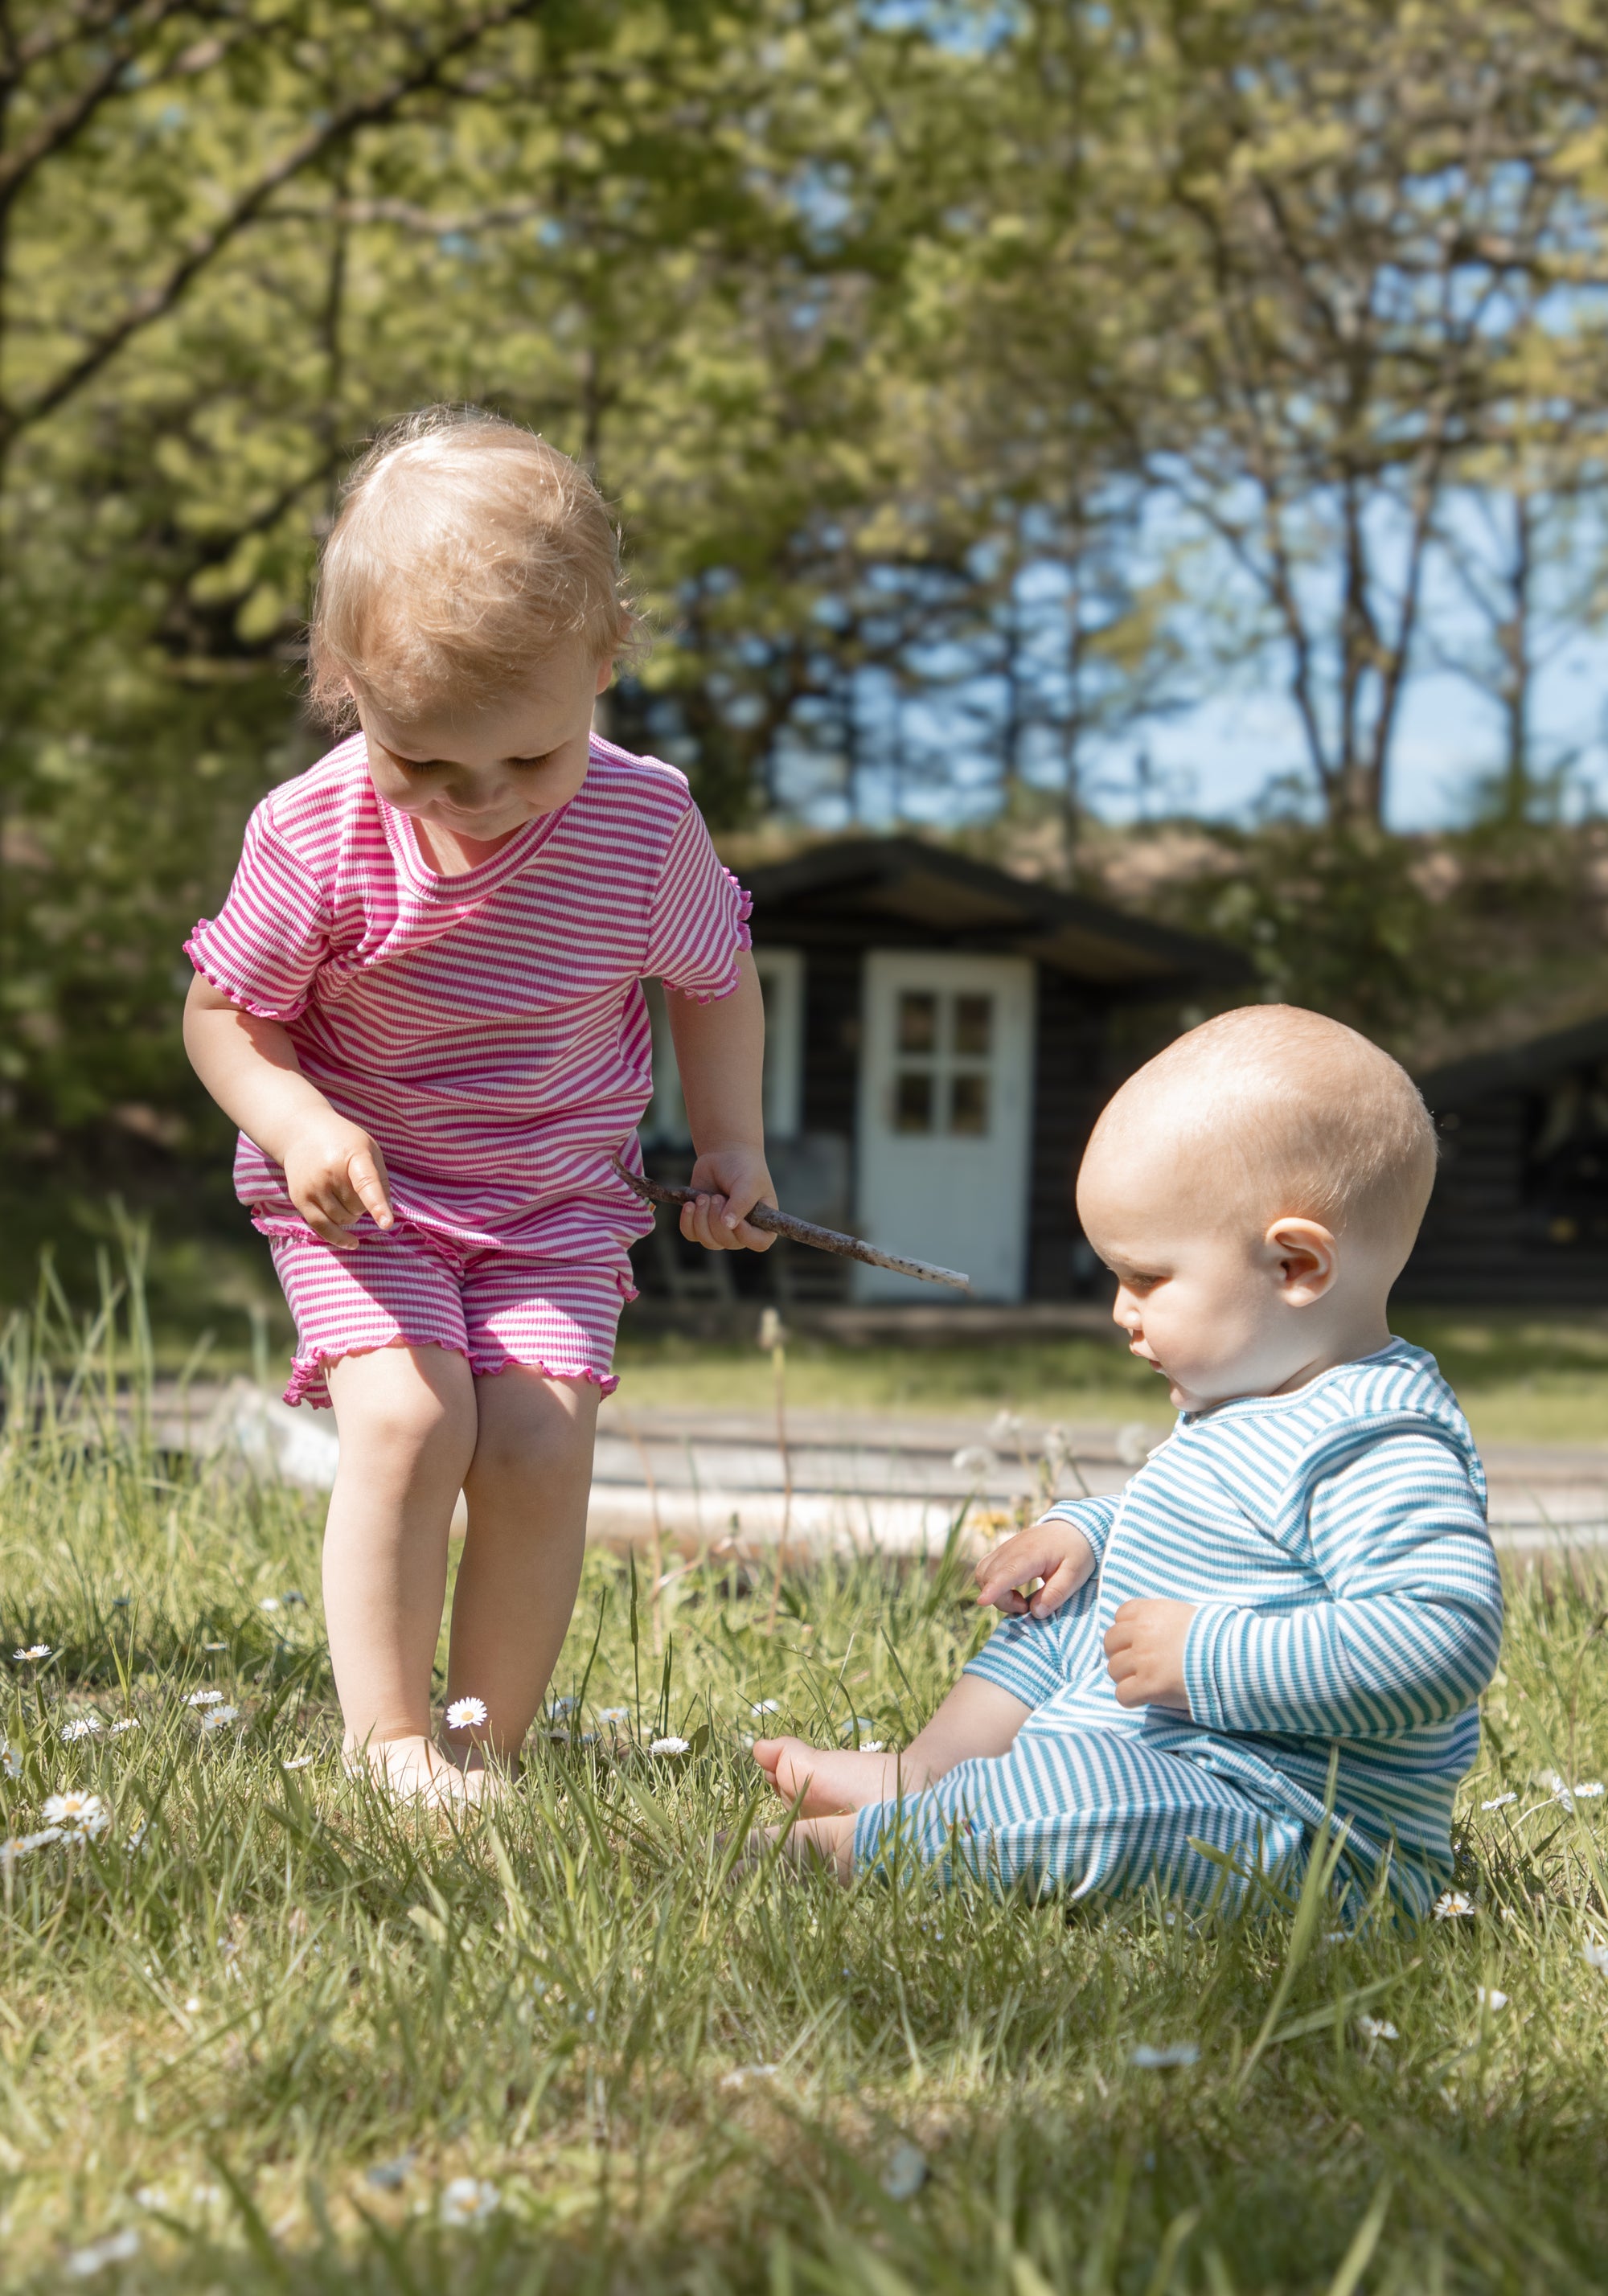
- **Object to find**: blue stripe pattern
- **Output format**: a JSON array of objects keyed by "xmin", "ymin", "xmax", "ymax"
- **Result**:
[{"xmin": 852, "ymin": 1341, "xmax": 1503, "ymax": 1914}]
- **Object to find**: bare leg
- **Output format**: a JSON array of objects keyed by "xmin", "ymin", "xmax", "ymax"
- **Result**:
[
  {"xmin": 753, "ymin": 1675, "xmax": 1030, "ymax": 1816},
  {"xmin": 441, "ymin": 1369, "xmax": 601, "ymax": 1775},
  {"xmin": 323, "ymin": 1346, "xmax": 478, "ymax": 1797}
]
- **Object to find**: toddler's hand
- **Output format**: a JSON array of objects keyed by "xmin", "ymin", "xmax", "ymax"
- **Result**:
[
  {"xmin": 282, "ymin": 1119, "xmax": 394, "ymax": 1249},
  {"xmin": 680, "ymin": 1146, "xmax": 777, "ymax": 1253},
  {"xmin": 974, "ymin": 1518, "xmax": 1097, "ymax": 1617},
  {"xmin": 1104, "ymin": 1599, "xmax": 1196, "ymax": 1713}
]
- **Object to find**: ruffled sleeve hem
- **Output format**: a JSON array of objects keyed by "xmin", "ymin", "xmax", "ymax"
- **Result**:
[
  {"xmin": 664, "ymin": 874, "xmax": 753, "ymax": 1005},
  {"xmin": 183, "ymin": 933, "xmax": 311, "ymax": 1025}
]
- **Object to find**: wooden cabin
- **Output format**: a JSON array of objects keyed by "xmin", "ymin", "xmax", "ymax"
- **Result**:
[
  {"xmin": 1407, "ymin": 1014, "xmax": 1608, "ymax": 1306},
  {"xmin": 638, "ymin": 838, "xmax": 1248, "ymax": 1308}
]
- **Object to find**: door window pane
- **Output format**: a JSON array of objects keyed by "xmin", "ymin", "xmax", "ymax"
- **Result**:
[
  {"xmin": 897, "ymin": 992, "xmax": 937, "ymax": 1055},
  {"xmin": 954, "ymin": 994, "xmax": 993, "ymax": 1057},
  {"xmin": 895, "ymin": 1071, "xmax": 934, "ymax": 1132},
  {"xmin": 950, "ymin": 1072, "xmax": 990, "ymax": 1135}
]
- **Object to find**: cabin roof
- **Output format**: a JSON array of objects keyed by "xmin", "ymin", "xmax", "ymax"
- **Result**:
[
  {"xmin": 1419, "ymin": 1010, "xmax": 1608, "ymax": 1105},
  {"xmin": 742, "ymin": 837, "xmax": 1249, "ymax": 999}
]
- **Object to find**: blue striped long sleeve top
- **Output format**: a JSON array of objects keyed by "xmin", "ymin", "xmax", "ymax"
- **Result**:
[{"xmin": 1022, "ymin": 1340, "xmax": 1504, "ymax": 1872}]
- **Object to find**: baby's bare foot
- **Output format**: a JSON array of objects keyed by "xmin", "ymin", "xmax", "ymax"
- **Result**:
[
  {"xmin": 752, "ymin": 1735, "xmax": 913, "ymax": 1816},
  {"xmin": 740, "ymin": 1810, "xmax": 857, "ymax": 1883}
]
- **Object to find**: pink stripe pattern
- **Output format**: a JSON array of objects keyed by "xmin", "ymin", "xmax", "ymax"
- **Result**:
[
  {"xmin": 269, "ymin": 1230, "xmax": 632, "ymax": 1408},
  {"xmin": 185, "ymin": 732, "xmax": 752, "ymax": 1258}
]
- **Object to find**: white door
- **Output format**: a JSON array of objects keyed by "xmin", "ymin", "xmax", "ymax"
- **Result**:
[{"xmin": 855, "ymin": 952, "xmax": 1035, "ymax": 1300}]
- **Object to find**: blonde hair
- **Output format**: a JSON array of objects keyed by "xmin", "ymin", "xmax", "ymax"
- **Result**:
[
  {"xmin": 308, "ymin": 406, "xmax": 636, "ymax": 725},
  {"xmin": 1094, "ymin": 1004, "xmax": 1438, "ymax": 1260}
]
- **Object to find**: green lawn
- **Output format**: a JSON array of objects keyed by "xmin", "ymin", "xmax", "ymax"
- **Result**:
[{"xmin": 2, "ymin": 1298, "xmax": 1607, "ymax": 2291}]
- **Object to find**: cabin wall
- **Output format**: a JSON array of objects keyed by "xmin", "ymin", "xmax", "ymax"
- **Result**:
[
  {"xmin": 1026, "ymin": 979, "xmax": 1109, "ymax": 1298},
  {"xmin": 1403, "ymin": 1092, "xmax": 1608, "ymax": 1305}
]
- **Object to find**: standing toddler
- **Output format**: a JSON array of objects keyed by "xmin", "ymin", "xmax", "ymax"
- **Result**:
[{"xmin": 186, "ymin": 408, "xmax": 772, "ymax": 1799}]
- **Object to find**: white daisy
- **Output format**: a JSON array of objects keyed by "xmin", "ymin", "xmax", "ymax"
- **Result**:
[
  {"xmin": 59, "ymin": 1716, "xmax": 101, "ymax": 1742},
  {"xmin": 445, "ymin": 1695, "xmax": 488, "ymax": 1731},
  {"xmin": 185, "ymin": 1689, "xmax": 224, "ymax": 1708},
  {"xmin": 200, "ymin": 1705, "xmax": 240, "ymax": 1732},
  {"xmin": 859, "ymin": 1740, "xmax": 886, "ymax": 1753},
  {"xmin": 1, "ymin": 1828, "xmax": 64, "ymax": 1862},
  {"xmin": 201, "ymin": 1642, "xmax": 228, "ymax": 1652},
  {"xmin": 598, "ymin": 1708, "xmax": 630, "ymax": 1724},
  {"xmin": 720, "ymin": 2063, "xmax": 779, "ymax": 2090},
  {"xmin": 1480, "ymin": 1792, "xmax": 1516, "ymax": 1810},
  {"xmin": 1434, "ymin": 1891, "xmax": 1476, "ymax": 1920},
  {"xmin": 987, "ymin": 1410, "xmax": 1026, "ymax": 1445},
  {"xmin": 439, "ymin": 2177, "xmax": 498, "ymax": 2228},
  {"xmin": 281, "ymin": 1754, "xmax": 315, "ymax": 1771},
  {"xmin": 65, "ymin": 2228, "xmax": 139, "ymax": 2278},
  {"xmin": 1572, "ymin": 1780, "xmax": 1605, "ymax": 1798},
  {"xmin": 1476, "ymin": 1987, "xmax": 1508, "ymax": 2011},
  {"xmin": 42, "ymin": 1791, "xmax": 109, "ymax": 1837},
  {"xmin": 552, "ymin": 1695, "xmax": 576, "ymax": 1716},
  {"xmin": 1, "ymin": 1739, "xmax": 22, "ymax": 1779},
  {"xmin": 649, "ymin": 1736, "xmax": 690, "ymax": 1755},
  {"xmin": 109, "ymin": 1718, "xmax": 140, "ymax": 1736},
  {"xmin": 1356, "ymin": 2015, "xmax": 1399, "ymax": 2041},
  {"xmin": 1130, "ymin": 2041, "xmax": 1199, "ymax": 2068},
  {"xmin": 750, "ymin": 1699, "xmax": 781, "ymax": 1716},
  {"xmin": 14, "ymin": 1645, "xmax": 51, "ymax": 1663},
  {"xmin": 1583, "ymin": 1941, "xmax": 1608, "ymax": 1972}
]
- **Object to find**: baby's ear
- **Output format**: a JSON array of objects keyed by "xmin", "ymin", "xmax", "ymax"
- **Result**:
[{"xmin": 1265, "ymin": 1216, "xmax": 1338, "ymax": 1303}]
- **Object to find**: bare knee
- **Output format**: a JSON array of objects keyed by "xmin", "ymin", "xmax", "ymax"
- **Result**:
[
  {"xmin": 464, "ymin": 1371, "xmax": 597, "ymax": 1499},
  {"xmin": 329, "ymin": 1348, "xmax": 475, "ymax": 1480}
]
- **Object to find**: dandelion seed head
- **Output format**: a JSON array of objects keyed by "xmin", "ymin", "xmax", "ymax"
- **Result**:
[
  {"xmin": 445, "ymin": 1695, "xmax": 488, "ymax": 1730},
  {"xmin": 950, "ymin": 1444, "xmax": 996, "ymax": 1479},
  {"xmin": 1115, "ymin": 1421, "xmax": 1155, "ymax": 1467}
]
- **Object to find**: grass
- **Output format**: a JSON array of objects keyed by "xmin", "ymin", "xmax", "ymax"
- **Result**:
[{"xmin": 2, "ymin": 1281, "xmax": 1608, "ymax": 2291}]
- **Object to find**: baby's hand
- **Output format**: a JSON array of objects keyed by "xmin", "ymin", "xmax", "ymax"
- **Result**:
[
  {"xmin": 974, "ymin": 1517, "xmax": 1097, "ymax": 1618},
  {"xmin": 282, "ymin": 1118, "xmax": 394, "ymax": 1249},
  {"xmin": 680, "ymin": 1145, "xmax": 777, "ymax": 1253},
  {"xmin": 1104, "ymin": 1599, "xmax": 1196, "ymax": 1713}
]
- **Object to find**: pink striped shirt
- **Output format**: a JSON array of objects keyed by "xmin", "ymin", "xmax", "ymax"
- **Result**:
[{"xmin": 185, "ymin": 732, "xmax": 751, "ymax": 1257}]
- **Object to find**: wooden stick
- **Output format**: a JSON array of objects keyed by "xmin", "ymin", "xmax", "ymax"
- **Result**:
[{"xmin": 609, "ymin": 1155, "xmax": 971, "ymax": 1291}]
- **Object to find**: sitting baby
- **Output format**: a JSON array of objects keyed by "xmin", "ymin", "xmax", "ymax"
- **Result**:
[{"xmin": 753, "ymin": 1003, "xmax": 1503, "ymax": 1915}]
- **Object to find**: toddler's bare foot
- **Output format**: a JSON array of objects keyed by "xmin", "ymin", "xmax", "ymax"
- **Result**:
[
  {"xmin": 346, "ymin": 1735, "xmax": 471, "ymax": 1807},
  {"xmin": 752, "ymin": 1735, "xmax": 923, "ymax": 1815}
]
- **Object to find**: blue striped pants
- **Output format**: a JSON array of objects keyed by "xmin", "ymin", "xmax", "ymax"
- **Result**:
[{"xmin": 850, "ymin": 1585, "xmax": 1311, "ymax": 1911}]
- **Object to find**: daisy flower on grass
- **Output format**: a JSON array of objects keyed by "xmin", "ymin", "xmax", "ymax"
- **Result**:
[
  {"xmin": 1, "ymin": 1738, "xmax": 22, "ymax": 1779},
  {"xmin": 281, "ymin": 1754, "xmax": 315, "ymax": 1771},
  {"xmin": 598, "ymin": 1708, "xmax": 630, "ymax": 1725},
  {"xmin": 1477, "ymin": 1987, "xmax": 1509, "ymax": 2011},
  {"xmin": 14, "ymin": 1645, "xmax": 51, "ymax": 1663},
  {"xmin": 43, "ymin": 1791, "xmax": 109, "ymax": 1837},
  {"xmin": 1434, "ymin": 1891, "xmax": 1476, "ymax": 1920},
  {"xmin": 445, "ymin": 1696, "xmax": 488, "ymax": 1731},
  {"xmin": 1481, "ymin": 1792, "xmax": 1516, "ymax": 1810},
  {"xmin": 439, "ymin": 2177, "xmax": 498, "ymax": 2228},
  {"xmin": 65, "ymin": 2227, "xmax": 139, "ymax": 2278},
  {"xmin": 59, "ymin": 1716, "xmax": 101, "ymax": 1743},
  {"xmin": 1356, "ymin": 2015, "xmax": 1399, "ymax": 2042},
  {"xmin": 1583, "ymin": 1941, "xmax": 1608, "ymax": 1973},
  {"xmin": 199, "ymin": 1705, "xmax": 240, "ymax": 1732},
  {"xmin": 650, "ymin": 1736, "xmax": 690, "ymax": 1756},
  {"xmin": 185, "ymin": 1689, "xmax": 224, "ymax": 1708},
  {"xmin": 1, "ymin": 1828, "xmax": 65, "ymax": 1863}
]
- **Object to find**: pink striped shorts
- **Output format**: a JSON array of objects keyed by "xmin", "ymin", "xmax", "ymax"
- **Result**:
[{"xmin": 269, "ymin": 1226, "xmax": 634, "ymax": 1409}]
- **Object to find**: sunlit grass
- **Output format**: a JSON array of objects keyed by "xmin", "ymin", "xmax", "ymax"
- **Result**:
[{"xmin": 2, "ymin": 1270, "xmax": 1607, "ymax": 2290}]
